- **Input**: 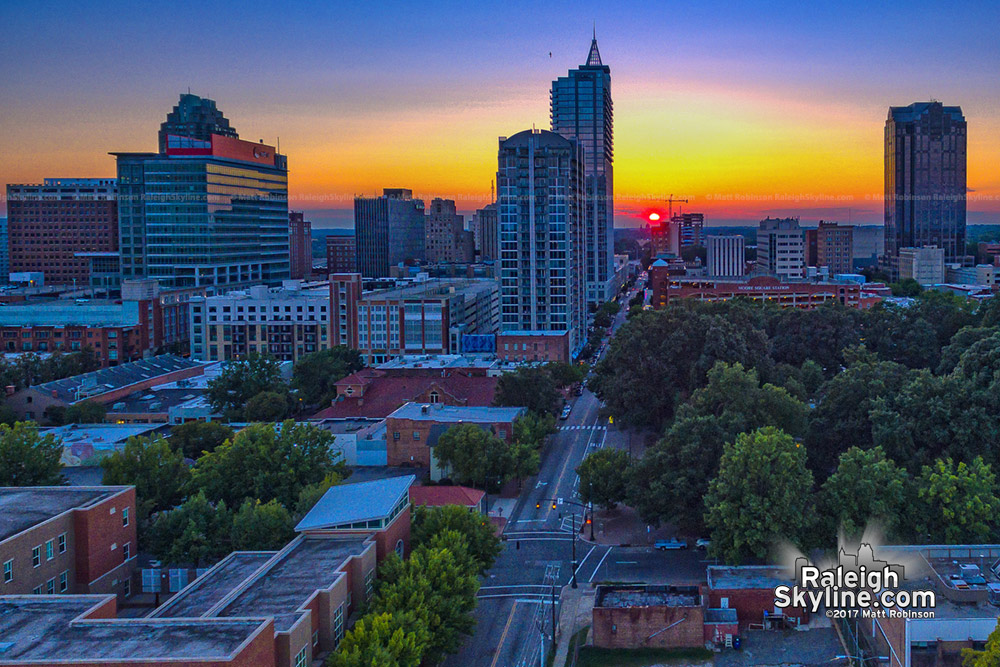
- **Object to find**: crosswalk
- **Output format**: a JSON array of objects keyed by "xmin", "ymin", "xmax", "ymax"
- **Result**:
[{"xmin": 558, "ymin": 425, "xmax": 607, "ymax": 431}]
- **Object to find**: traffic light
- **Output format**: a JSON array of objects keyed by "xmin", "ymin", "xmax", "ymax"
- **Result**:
[
  {"xmin": 551, "ymin": 502, "xmax": 557, "ymax": 510},
  {"xmin": 535, "ymin": 502, "xmax": 541, "ymax": 509}
]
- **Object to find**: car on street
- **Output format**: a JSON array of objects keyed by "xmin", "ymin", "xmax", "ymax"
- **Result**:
[
  {"xmin": 574, "ymin": 385, "xmax": 584, "ymax": 396},
  {"xmin": 653, "ymin": 538, "xmax": 688, "ymax": 550},
  {"xmin": 560, "ymin": 404, "xmax": 572, "ymax": 420},
  {"xmin": 695, "ymin": 538, "xmax": 711, "ymax": 550}
]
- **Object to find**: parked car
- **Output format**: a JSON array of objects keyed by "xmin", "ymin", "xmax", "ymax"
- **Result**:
[
  {"xmin": 654, "ymin": 538, "xmax": 688, "ymax": 551},
  {"xmin": 695, "ymin": 538, "xmax": 711, "ymax": 550},
  {"xmin": 574, "ymin": 385, "xmax": 584, "ymax": 396},
  {"xmin": 560, "ymin": 404, "xmax": 572, "ymax": 420}
]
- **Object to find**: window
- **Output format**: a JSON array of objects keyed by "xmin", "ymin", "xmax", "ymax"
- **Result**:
[
  {"xmin": 333, "ymin": 604, "xmax": 345, "ymax": 646},
  {"xmin": 123, "ymin": 542, "xmax": 130, "ymax": 560},
  {"xmin": 32, "ymin": 546, "xmax": 40, "ymax": 567},
  {"xmin": 33, "ymin": 585, "xmax": 42, "ymax": 595},
  {"xmin": 59, "ymin": 570, "xmax": 68, "ymax": 593},
  {"xmin": 123, "ymin": 579, "xmax": 131, "ymax": 597},
  {"xmin": 58, "ymin": 533, "xmax": 66, "ymax": 553},
  {"xmin": 429, "ymin": 390, "xmax": 440, "ymax": 403},
  {"xmin": 312, "ymin": 630, "xmax": 319, "ymax": 648},
  {"xmin": 395, "ymin": 539, "xmax": 405, "ymax": 559},
  {"xmin": 3, "ymin": 559, "xmax": 12, "ymax": 583},
  {"xmin": 122, "ymin": 508, "xmax": 129, "ymax": 527},
  {"xmin": 294, "ymin": 647, "xmax": 308, "ymax": 667},
  {"xmin": 392, "ymin": 431, "xmax": 400, "ymax": 441},
  {"xmin": 45, "ymin": 540, "xmax": 53, "ymax": 560},
  {"xmin": 46, "ymin": 578, "xmax": 55, "ymax": 595},
  {"xmin": 413, "ymin": 431, "xmax": 420, "ymax": 441},
  {"xmin": 364, "ymin": 570, "xmax": 375, "ymax": 602}
]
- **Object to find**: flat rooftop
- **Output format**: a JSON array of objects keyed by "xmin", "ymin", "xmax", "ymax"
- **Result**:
[
  {"xmin": 43, "ymin": 423, "xmax": 164, "ymax": 446},
  {"xmin": 0, "ymin": 597, "xmax": 266, "ymax": 662},
  {"xmin": 377, "ymin": 354, "xmax": 499, "ymax": 370},
  {"xmin": 707, "ymin": 566, "xmax": 794, "ymax": 590},
  {"xmin": 0, "ymin": 487, "xmax": 126, "ymax": 542},
  {"xmin": 362, "ymin": 278, "xmax": 495, "ymax": 301},
  {"xmin": 152, "ymin": 553, "xmax": 274, "ymax": 619},
  {"xmin": 387, "ymin": 402, "xmax": 524, "ymax": 423},
  {"xmin": 596, "ymin": 585, "xmax": 701, "ymax": 609},
  {"xmin": 106, "ymin": 387, "xmax": 208, "ymax": 415},
  {"xmin": 29, "ymin": 354, "xmax": 204, "ymax": 403}
]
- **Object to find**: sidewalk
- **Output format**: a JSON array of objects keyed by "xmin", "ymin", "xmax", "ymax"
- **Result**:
[{"xmin": 552, "ymin": 584, "xmax": 596, "ymax": 667}]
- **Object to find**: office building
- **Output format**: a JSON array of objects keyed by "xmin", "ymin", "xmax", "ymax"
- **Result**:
[
  {"xmin": 707, "ymin": 235, "xmax": 746, "ymax": 278},
  {"xmin": 0, "ymin": 217, "xmax": 8, "ymax": 282},
  {"xmin": 756, "ymin": 217, "xmax": 805, "ymax": 280},
  {"xmin": 115, "ymin": 113, "xmax": 289, "ymax": 289},
  {"xmin": 288, "ymin": 211, "xmax": 312, "ymax": 280},
  {"xmin": 497, "ymin": 129, "xmax": 586, "ymax": 352},
  {"xmin": 158, "ymin": 92, "xmax": 238, "ymax": 153},
  {"xmin": 674, "ymin": 213, "xmax": 705, "ymax": 247},
  {"xmin": 898, "ymin": 245, "xmax": 945, "ymax": 286},
  {"xmin": 425, "ymin": 198, "xmax": 473, "ymax": 264},
  {"xmin": 326, "ymin": 234, "xmax": 357, "ymax": 273},
  {"xmin": 189, "ymin": 280, "xmax": 332, "ymax": 362},
  {"xmin": 0, "ymin": 486, "xmax": 136, "ymax": 599},
  {"xmin": 885, "ymin": 102, "xmax": 967, "ymax": 275},
  {"xmin": 473, "ymin": 203, "xmax": 499, "ymax": 262},
  {"xmin": 6, "ymin": 179, "xmax": 118, "ymax": 286},
  {"xmin": 354, "ymin": 188, "xmax": 425, "ymax": 278},
  {"xmin": 551, "ymin": 33, "xmax": 614, "ymax": 305},
  {"xmin": 945, "ymin": 263, "xmax": 996, "ymax": 286},
  {"xmin": 805, "ymin": 221, "xmax": 855, "ymax": 275}
]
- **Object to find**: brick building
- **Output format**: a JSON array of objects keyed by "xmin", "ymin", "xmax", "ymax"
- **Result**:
[
  {"xmin": 592, "ymin": 585, "xmax": 709, "ymax": 649},
  {"xmin": 6, "ymin": 179, "xmax": 118, "ymax": 286},
  {"xmin": 288, "ymin": 211, "xmax": 312, "ymax": 280},
  {"xmin": 649, "ymin": 273, "xmax": 867, "ymax": 310},
  {"xmin": 425, "ymin": 198, "xmax": 474, "ymax": 264},
  {"xmin": 496, "ymin": 330, "xmax": 571, "ymax": 363},
  {"xmin": 805, "ymin": 221, "xmax": 854, "ymax": 275},
  {"xmin": 384, "ymin": 403, "xmax": 524, "ymax": 470},
  {"xmin": 705, "ymin": 566, "xmax": 808, "ymax": 629},
  {"xmin": 326, "ymin": 234, "xmax": 357, "ymax": 274},
  {"xmin": 0, "ymin": 486, "xmax": 137, "ymax": 600}
]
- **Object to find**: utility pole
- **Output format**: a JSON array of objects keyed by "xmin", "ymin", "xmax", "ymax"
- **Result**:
[{"xmin": 551, "ymin": 583, "xmax": 557, "ymax": 658}]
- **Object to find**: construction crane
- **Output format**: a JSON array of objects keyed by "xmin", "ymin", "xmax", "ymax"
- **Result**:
[{"xmin": 666, "ymin": 193, "xmax": 688, "ymax": 221}]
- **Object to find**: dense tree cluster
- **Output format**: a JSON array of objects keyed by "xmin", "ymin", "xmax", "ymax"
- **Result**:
[
  {"xmin": 327, "ymin": 505, "xmax": 499, "ymax": 667},
  {"xmin": 590, "ymin": 294, "xmax": 1000, "ymax": 560},
  {"xmin": 0, "ymin": 422, "xmax": 64, "ymax": 486}
]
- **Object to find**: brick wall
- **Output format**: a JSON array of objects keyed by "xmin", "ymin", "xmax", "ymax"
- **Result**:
[
  {"xmin": 73, "ymin": 488, "xmax": 137, "ymax": 591},
  {"xmin": 385, "ymin": 417, "xmax": 515, "ymax": 467},
  {"xmin": 706, "ymin": 588, "xmax": 808, "ymax": 629},
  {"xmin": 592, "ymin": 604, "xmax": 705, "ymax": 649}
]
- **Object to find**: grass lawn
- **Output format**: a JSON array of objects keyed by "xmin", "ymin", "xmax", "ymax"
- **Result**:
[{"xmin": 574, "ymin": 646, "xmax": 713, "ymax": 667}]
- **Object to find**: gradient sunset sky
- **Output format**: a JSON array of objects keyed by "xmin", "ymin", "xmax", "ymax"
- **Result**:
[{"xmin": 2, "ymin": 0, "xmax": 999, "ymax": 227}]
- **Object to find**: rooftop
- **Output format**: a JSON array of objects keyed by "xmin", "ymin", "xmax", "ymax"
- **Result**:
[
  {"xmin": 387, "ymin": 402, "xmax": 524, "ymax": 423},
  {"xmin": 150, "ymin": 553, "xmax": 273, "ymax": 618},
  {"xmin": 105, "ymin": 387, "xmax": 209, "ymax": 416},
  {"xmin": 28, "ymin": 354, "xmax": 205, "ymax": 404},
  {"xmin": 361, "ymin": 278, "xmax": 496, "ymax": 302},
  {"xmin": 377, "ymin": 354, "xmax": 500, "ymax": 370},
  {"xmin": 296, "ymin": 475, "xmax": 414, "ymax": 531},
  {"xmin": 0, "ymin": 597, "xmax": 267, "ymax": 662},
  {"xmin": 43, "ymin": 423, "xmax": 165, "ymax": 447},
  {"xmin": 707, "ymin": 565, "xmax": 794, "ymax": 591},
  {"xmin": 0, "ymin": 486, "xmax": 129, "ymax": 543},
  {"xmin": 409, "ymin": 485, "xmax": 485, "ymax": 508},
  {"xmin": 595, "ymin": 585, "xmax": 702, "ymax": 609},
  {"xmin": 315, "ymin": 369, "xmax": 499, "ymax": 419},
  {"xmin": 497, "ymin": 330, "xmax": 570, "ymax": 338}
]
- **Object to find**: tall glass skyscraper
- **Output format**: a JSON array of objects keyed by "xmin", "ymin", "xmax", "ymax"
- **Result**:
[
  {"xmin": 885, "ymin": 102, "xmax": 967, "ymax": 275},
  {"xmin": 551, "ymin": 33, "xmax": 614, "ymax": 305},
  {"xmin": 496, "ymin": 129, "xmax": 587, "ymax": 351}
]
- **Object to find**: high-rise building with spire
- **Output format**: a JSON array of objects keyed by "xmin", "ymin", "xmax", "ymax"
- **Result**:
[{"xmin": 551, "ymin": 31, "xmax": 614, "ymax": 305}]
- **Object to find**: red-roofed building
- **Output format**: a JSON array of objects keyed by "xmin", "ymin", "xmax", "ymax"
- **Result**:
[
  {"xmin": 409, "ymin": 485, "xmax": 487, "ymax": 514},
  {"xmin": 312, "ymin": 368, "xmax": 499, "ymax": 420}
]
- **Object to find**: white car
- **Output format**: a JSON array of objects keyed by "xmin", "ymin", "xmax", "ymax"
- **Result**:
[
  {"xmin": 695, "ymin": 538, "xmax": 711, "ymax": 550},
  {"xmin": 560, "ymin": 404, "xmax": 572, "ymax": 420}
]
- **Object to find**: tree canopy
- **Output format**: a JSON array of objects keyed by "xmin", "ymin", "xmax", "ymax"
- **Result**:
[
  {"xmin": 101, "ymin": 436, "xmax": 190, "ymax": 524},
  {"xmin": 207, "ymin": 352, "xmax": 288, "ymax": 420},
  {"xmin": 576, "ymin": 448, "xmax": 630, "ymax": 510},
  {"xmin": 0, "ymin": 422, "xmax": 63, "ymax": 486},
  {"xmin": 292, "ymin": 346, "xmax": 364, "ymax": 407}
]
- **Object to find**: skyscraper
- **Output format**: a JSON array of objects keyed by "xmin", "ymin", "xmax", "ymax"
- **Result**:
[
  {"xmin": 288, "ymin": 211, "xmax": 312, "ymax": 279},
  {"xmin": 354, "ymin": 188, "xmax": 425, "ymax": 278},
  {"xmin": 497, "ymin": 129, "xmax": 586, "ymax": 351},
  {"xmin": 551, "ymin": 32, "xmax": 614, "ymax": 306},
  {"xmin": 425, "ymin": 198, "xmax": 474, "ymax": 264},
  {"xmin": 757, "ymin": 217, "xmax": 805, "ymax": 280},
  {"xmin": 6, "ymin": 179, "xmax": 118, "ymax": 286},
  {"xmin": 472, "ymin": 203, "xmax": 499, "ymax": 262},
  {"xmin": 158, "ymin": 93, "xmax": 239, "ymax": 153},
  {"xmin": 885, "ymin": 102, "xmax": 967, "ymax": 275},
  {"xmin": 114, "ymin": 133, "xmax": 289, "ymax": 288}
]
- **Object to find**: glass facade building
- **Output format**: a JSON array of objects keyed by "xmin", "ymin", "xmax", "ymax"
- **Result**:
[
  {"xmin": 496, "ymin": 129, "xmax": 586, "ymax": 352},
  {"xmin": 550, "ymin": 35, "xmax": 614, "ymax": 305},
  {"xmin": 114, "ymin": 134, "xmax": 289, "ymax": 289},
  {"xmin": 885, "ymin": 102, "xmax": 967, "ymax": 275}
]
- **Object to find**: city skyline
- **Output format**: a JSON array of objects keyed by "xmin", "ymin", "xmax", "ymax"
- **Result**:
[{"xmin": 2, "ymin": 1, "xmax": 1000, "ymax": 226}]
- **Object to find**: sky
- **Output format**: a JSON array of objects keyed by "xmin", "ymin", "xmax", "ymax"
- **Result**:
[{"xmin": 2, "ymin": 0, "xmax": 999, "ymax": 227}]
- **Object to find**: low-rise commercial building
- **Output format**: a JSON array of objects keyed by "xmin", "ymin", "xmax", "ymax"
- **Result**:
[
  {"xmin": 649, "ymin": 274, "xmax": 867, "ymax": 310},
  {"xmin": 496, "ymin": 330, "xmax": 572, "ymax": 363},
  {"xmin": 705, "ymin": 566, "xmax": 808, "ymax": 629},
  {"xmin": 0, "ymin": 486, "xmax": 137, "ymax": 600},
  {"xmin": 592, "ymin": 585, "xmax": 715, "ymax": 649},
  {"xmin": 384, "ymin": 403, "xmax": 524, "ymax": 472}
]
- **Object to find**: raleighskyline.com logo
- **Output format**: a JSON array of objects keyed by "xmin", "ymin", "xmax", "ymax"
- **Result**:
[{"xmin": 774, "ymin": 543, "xmax": 937, "ymax": 619}]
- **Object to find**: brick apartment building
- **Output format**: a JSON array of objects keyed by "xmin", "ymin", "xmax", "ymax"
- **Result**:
[
  {"xmin": 5, "ymin": 178, "xmax": 118, "ymax": 286},
  {"xmin": 384, "ymin": 403, "xmax": 524, "ymax": 471},
  {"xmin": 326, "ymin": 235, "xmax": 357, "ymax": 274},
  {"xmin": 0, "ymin": 476, "xmax": 413, "ymax": 667},
  {"xmin": 0, "ymin": 486, "xmax": 137, "ymax": 600},
  {"xmin": 497, "ymin": 330, "xmax": 571, "ymax": 363}
]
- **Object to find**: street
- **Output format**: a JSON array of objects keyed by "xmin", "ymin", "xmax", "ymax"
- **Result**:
[{"xmin": 442, "ymin": 273, "xmax": 709, "ymax": 667}]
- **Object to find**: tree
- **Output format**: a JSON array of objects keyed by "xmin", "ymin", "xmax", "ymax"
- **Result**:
[
  {"xmin": 101, "ymin": 436, "xmax": 190, "ymax": 523},
  {"xmin": 146, "ymin": 492, "xmax": 233, "ymax": 566},
  {"xmin": 915, "ymin": 457, "xmax": 1000, "ymax": 544},
  {"xmin": 170, "ymin": 421, "xmax": 234, "ymax": 460},
  {"xmin": 508, "ymin": 441, "xmax": 540, "ymax": 488},
  {"xmin": 890, "ymin": 278, "xmax": 923, "ymax": 297},
  {"xmin": 961, "ymin": 617, "xmax": 1000, "ymax": 667},
  {"xmin": 292, "ymin": 346, "xmax": 364, "ymax": 407},
  {"xmin": 372, "ymin": 545, "xmax": 479, "ymax": 664},
  {"xmin": 493, "ymin": 367, "xmax": 561, "ymax": 416},
  {"xmin": 0, "ymin": 421, "xmax": 63, "ymax": 486},
  {"xmin": 937, "ymin": 326, "xmax": 994, "ymax": 375},
  {"xmin": 294, "ymin": 472, "xmax": 343, "ymax": 518},
  {"xmin": 231, "ymin": 499, "xmax": 295, "ymax": 551},
  {"xmin": 207, "ymin": 352, "xmax": 288, "ymax": 420},
  {"xmin": 326, "ymin": 612, "xmax": 426, "ymax": 667},
  {"xmin": 512, "ymin": 411, "xmax": 556, "ymax": 449},
  {"xmin": 190, "ymin": 420, "xmax": 341, "ymax": 508},
  {"xmin": 766, "ymin": 303, "xmax": 861, "ymax": 371},
  {"xmin": 433, "ymin": 423, "xmax": 513, "ymax": 491},
  {"xmin": 576, "ymin": 448, "xmax": 630, "ymax": 510},
  {"xmin": 244, "ymin": 390, "xmax": 289, "ymax": 422},
  {"xmin": 52, "ymin": 400, "xmax": 107, "ymax": 425},
  {"xmin": 705, "ymin": 427, "xmax": 815, "ymax": 564},
  {"xmin": 411, "ymin": 504, "xmax": 501, "ymax": 573},
  {"xmin": 544, "ymin": 361, "xmax": 585, "ymax": 389},
  {"xmin": 819, "ymin": 447, "xmax": 908, "ymax": 539}
]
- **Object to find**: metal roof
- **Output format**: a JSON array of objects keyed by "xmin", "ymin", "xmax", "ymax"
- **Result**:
[{"xmin": 295, "ymin": 475, "xmax": 415, "ymax": 531}]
